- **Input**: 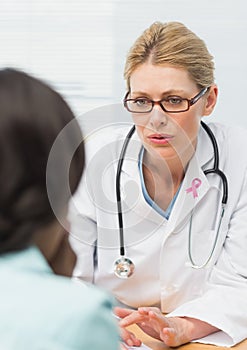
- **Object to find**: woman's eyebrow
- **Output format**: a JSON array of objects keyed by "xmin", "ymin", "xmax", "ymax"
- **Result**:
[{"xmin": 130, "ymin": 89, "xmax": 186, "ymax": 97}]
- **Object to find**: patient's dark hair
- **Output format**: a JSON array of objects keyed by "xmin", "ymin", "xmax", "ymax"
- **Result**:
[{"xmin": 0, "ymin": 68, "xmax": 85, "ymax": 254}]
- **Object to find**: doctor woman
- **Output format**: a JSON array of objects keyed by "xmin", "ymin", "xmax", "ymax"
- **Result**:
[{"xmin": 69, "ymin": 22, "xmax": 247, "ymax": 347}]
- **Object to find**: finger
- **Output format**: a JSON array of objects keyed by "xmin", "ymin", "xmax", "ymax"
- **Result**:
[
  {"xmin": 120, "ymin": 327, "xmax": 142, "ymax": 347},
  {"xmin": 161, "ymin": 327, "xmax": 177, "ymax": 347},
  {"xmin": 149, "ymin": 310, "xmax": 168, "ymax": 324},
  {"xmin": 137, "ymin": 307, "xmax": 150, "ymax": 315},
  {"xmin": 119, "ymin": 311, "xmax": 147, "ymax": 327},
  {"xmin": 138, "ymin": 306, "xmax": 161, "ymax": 314},
  {"xmin": 114, "ymin": 307, "xmax": 134, "ymax": 319}
]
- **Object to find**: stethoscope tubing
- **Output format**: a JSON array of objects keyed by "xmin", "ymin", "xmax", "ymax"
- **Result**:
[
  {"xmin": 201, "ymin": 121, "xmax": 228, "ymax": 204},
  {"xmin": 116, "ymin": 125, "xmax": 135, "ymax": 256},
  {"xmin": 115, "ymin": 121, "xmax": 228, "ymax": 272}
]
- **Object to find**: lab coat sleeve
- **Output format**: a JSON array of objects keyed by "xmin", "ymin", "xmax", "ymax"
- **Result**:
[
  {"xmin": 68, "ymin": 173, "xmax": 97, "ymax": 283},
  {"xmin": 167, "ymin": 165, "xmax": 247, "ymax": 347}
]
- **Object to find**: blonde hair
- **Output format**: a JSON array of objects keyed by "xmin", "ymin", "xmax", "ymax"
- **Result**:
[{"xmin": 124, "ymin": 21, "xmax": 214, "ymax": 90}]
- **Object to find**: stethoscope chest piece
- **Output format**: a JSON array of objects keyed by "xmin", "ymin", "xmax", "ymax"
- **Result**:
[{"xmin": 114, "ymin": 257, "xmax": 135, "ymax": 278}]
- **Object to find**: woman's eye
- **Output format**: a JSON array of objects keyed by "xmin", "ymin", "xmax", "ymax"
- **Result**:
[
  {"xmin": 167, "ymin": 97, "xmax": 183, "ymax": 105},
  {"xmin": 134, "ymin": 99, "xmax": 149, "ymax": 106}
]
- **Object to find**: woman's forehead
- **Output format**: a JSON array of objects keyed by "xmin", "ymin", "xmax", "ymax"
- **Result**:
[{"xmin": 129, "ymin": 63, "xmax": 196, "ymax": 94}]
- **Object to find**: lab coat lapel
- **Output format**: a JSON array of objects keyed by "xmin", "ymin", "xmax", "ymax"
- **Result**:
[
  {"xmin": 166, "ymin": 155, "xmax": 209, "ymax": 232},
  {"xmin": 166, "ymin": 123, "xmax": 215, "ymax": 232}
]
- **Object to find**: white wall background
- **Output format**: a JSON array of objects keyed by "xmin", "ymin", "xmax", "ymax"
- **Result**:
[{"xmin": 0, "ymin": 0, "xmax": 246, "ymax": 134}]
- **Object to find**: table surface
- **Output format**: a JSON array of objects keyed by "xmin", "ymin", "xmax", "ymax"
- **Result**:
[{"xmin": 128, "ymin": 324, "xmax": 247, "ymax": 350}]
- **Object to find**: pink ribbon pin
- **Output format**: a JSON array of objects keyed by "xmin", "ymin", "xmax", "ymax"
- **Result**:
[{"xmin": 186, "ymin": 178, "xmax": 202, "ymax": 198}]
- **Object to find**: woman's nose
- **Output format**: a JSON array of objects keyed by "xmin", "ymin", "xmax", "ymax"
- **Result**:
[{"xmin": 149, "ymin": 105, "xmax": 168, "ymax": 129}]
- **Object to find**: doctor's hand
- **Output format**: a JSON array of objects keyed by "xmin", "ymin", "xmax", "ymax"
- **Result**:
[
  {"xmin": 113, "ymin": 308, "xmax": 142, "ymax": 349},
  {"xmin": 115, "ymin": 306, "xmax": 219, "ymax": 347},
  {"xmin": 115, "ymin": 307, "xmax": 163, "ymax": 341}
]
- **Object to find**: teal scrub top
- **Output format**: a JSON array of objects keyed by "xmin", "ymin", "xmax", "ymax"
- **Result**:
[{"xmin": 0, "ymin": 246, "xmax": 119, "ymax": 350}]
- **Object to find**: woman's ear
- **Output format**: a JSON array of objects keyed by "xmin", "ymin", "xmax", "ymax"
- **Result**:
[{"xmin": 203, "ymin": 85, "xmax": 218, "ymax": 116}]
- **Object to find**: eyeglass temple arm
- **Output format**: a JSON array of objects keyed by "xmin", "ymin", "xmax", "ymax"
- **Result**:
[{"xmin": 190, "ymin": 87, "xmax": 209, "ymax": 106}]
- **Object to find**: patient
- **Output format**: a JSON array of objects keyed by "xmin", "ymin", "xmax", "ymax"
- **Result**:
[{"xmin": 0, "ymin": 68, "xmax": 119, "ymax": 349}]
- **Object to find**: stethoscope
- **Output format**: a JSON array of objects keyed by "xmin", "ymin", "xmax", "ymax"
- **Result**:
[{"xmin": 113, "ymin": 121, "xmax": 228, "ymax": 278}]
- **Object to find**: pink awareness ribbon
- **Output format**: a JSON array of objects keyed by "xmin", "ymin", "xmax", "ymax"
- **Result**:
[{"xmin": 186, "ymin": 178, "xmax": 202, "ymax": 198}]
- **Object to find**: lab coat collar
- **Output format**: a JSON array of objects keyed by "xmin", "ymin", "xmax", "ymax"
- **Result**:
[
  {"xmin": 121, "ymin": 128, "xmax": 142, "ymax": 178},
  {"xmin": 195, "ymin": 122, "xmax": 215, "ymax": 169}
]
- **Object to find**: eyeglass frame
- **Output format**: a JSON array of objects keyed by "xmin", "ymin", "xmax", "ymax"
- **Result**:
[{"xmin": 123, "ymin": 86, "xmax": 210, "ymax": 114}]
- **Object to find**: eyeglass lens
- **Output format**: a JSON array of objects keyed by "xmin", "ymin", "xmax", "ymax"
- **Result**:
[{"xmin": 125, "ymin": 98, "xmax": 189, "ymax": 113}]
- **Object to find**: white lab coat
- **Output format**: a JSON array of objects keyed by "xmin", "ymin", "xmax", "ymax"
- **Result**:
[{"xmin": 69, "ymin": 121, "xmax": 247, "ymax": 347}]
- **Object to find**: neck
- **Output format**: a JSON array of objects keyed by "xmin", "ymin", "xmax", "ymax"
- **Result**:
[{"xmin": 143, "ymin": 146, "xmax": 195, "ymax": 191}]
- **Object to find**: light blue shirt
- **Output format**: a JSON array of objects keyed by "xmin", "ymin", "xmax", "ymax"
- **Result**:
[
  {"xmin": 138, "ymin": 147, "xmax": 180, "ymax": 219},
  {"xmin": 0, "ymin": 246, "xmax": 119, "ymax": 350}
]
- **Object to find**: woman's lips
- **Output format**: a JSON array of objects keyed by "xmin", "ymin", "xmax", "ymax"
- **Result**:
[{"xmin": 147, "ymin": 133, "xmax": 174, "ymax": 145}]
